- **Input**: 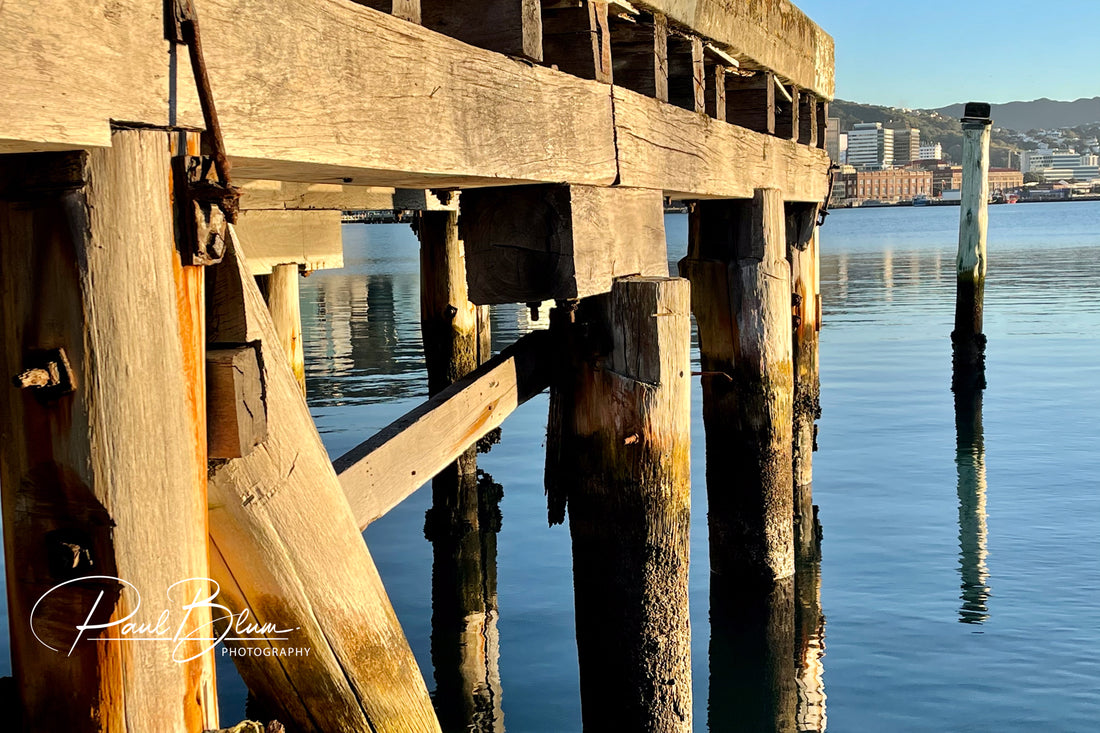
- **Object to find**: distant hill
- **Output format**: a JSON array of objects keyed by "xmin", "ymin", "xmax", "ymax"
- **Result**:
[{"xmin": 933, "ymin": 98, "xmax": 1100, "ymax": 132}]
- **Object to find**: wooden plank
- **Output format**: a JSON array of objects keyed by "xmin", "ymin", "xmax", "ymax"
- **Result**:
[
  {"xmin": 633, "ymin": 0, "xmax": 835, "ymax": 99},
  {"xmin": 421, "ymin": 0, "xmax": 543, "ymax": 61},
  {"xmin": 238, "ymin": 180, "xmax": 396, "ymax": 211},
  {"xmin": 726, "ymin": 71, "xmax": 776, "ymax": 135},
  {"xmin": 2, "ymin": 0, "xmax": 616, "ymax": 189},
  {"xmin": 232, "ymin": 210, "xmax": 344, "ymax": 275},
  {"xmin": 542, "ymin": 0, "xmax": 613, "ymax": 83},
  {"xmin": 460, "ymin": 184, "xmax": 668, "ymax": 304},
  {"xmin": 554, "ymin": 276, "xmax": 693, "ymax": 732},
  {"xmin": 799, "ymin": 93, "xmax": 818, "ymax": 147},
  {"xmin": 206, "ymin": 230, "xmax": 441, "ymax": 732},
  {"xmin": 613, "ymin": 87, "xmax": 830, "ymax": 201},
  {"xmin": 609, "ymin": 11, "xmax": 668, "ymax": 100},
  {"xmin": 207, "ymin": 346, "xmax": 268, "ymax": 459},
  {"xmin": 0, "ymin": 132, "xmax": 216, "ymax": 730},
  {"xmin": 336, "ymin": 331, "xmax": 553, "ymax": 529},
  {"xmin": 668, "ymin": 33, "xmax": 705, "ymax": 113},
  {"xmin": 777, "ymin": 85, "xmax": 800, "ymax": 141}
]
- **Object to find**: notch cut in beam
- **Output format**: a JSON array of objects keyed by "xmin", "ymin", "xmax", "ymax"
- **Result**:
[{"xmin": 336, "ymin": 329, "xmax": 553, "ymax": 529}]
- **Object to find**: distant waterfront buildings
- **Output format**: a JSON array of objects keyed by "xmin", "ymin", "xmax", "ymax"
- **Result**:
[
  {"xmin": 1019, "ymin": 148, "xmax": 1100, "ymax": 181},
  {"xmin": 841, "ymin": 168, "xmax": 932, "ymax": 203},
  {"xmin": 825, "ymin": 117, "xmax": 845, "ymax": 163},
  {"xmin": 847, "ymin": 122, "xmax": 894, "ymax": 169}
]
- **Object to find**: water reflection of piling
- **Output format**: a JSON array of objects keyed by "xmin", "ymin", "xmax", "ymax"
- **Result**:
[
  {"xmin": 709, "ymin": 531, "xmax": 827, "ymax": 733},
  {"xmin": 954, "ymin": 383, "xmax": 990, "ymax": 624},
  {"xmin": 425, "ymin": 467, "xmax": 505, "ymax": 733},
  {"xmin": 709, "ymin": 575, "xmax": 798, "ymax": 733},
  {"xmin": 795, "ymin": 540, "xmax": 827, "ymax": 733}
]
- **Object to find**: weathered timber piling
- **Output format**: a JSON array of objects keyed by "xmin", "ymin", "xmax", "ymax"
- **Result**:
[
  {"xmin": 788, "ymin": 212, "xmax": 822, "ymax": 562},
  {"xmin": 205, "ymin": 233, "xmax": 441, "ymax": 733},
  {"xmin": 263, "ymin": 264, "xmax": 306, "ymax": 395},
  {"xmin": 418, "ymin": 203, "xmax": 504, "ymax": 731},
  {"xmin": 953, "ymin": 102, "xmax": 993, "ymax": 388},
  {"xmin": 709, "ymin": 577, "xmax": 797, "ymax": 733},
  {"xmin": 550, "ymin": 276, "xmax": 693, "ymax": 733},
  {"xmin": 680, "ymin": 189, "xmax": 795, "ymax": 583},
  {"xmin": 0, "ymin": 130, "xmax": 218, "ymax": 731}
]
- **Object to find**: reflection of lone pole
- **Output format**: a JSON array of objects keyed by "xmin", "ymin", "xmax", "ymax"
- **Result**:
[
  {"xmin": 953, "ymin": 102, "xmax": 992, "ymax": 388},
  {"xmin": 955, "ymin": 385, "xmax": 991, "ymax": 624}
]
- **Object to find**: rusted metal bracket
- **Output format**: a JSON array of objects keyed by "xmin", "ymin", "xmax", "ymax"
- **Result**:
[
  {"xmin": 12, "ymin": 348, "xmax": 76, "ymax": 401},
  {"xmin": 174, "ymin": 155, "xmax": 231, "ymax": 265},
  {"xmin": 819, "ymin": 162, "xmax": 840, "ymax": 226},
  {"xmin": 166, "ymin": 0, "xmax": 239, "ymax": 244}
]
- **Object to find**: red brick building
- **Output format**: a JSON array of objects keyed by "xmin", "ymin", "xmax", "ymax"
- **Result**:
[{"xmin": 841, "ymin": 168, "xmax": 934, "ymax": 204}]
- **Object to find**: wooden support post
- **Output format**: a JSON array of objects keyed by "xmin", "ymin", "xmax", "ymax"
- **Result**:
[
  {"xmin": 609, "ymin": 11, "xmax": 668, "ymax": 101},
  {"xmin": 705, "ymin": 63, "xmax": 727, "ymax": 121},
  {"xmin": 679, "ymin": 190, "xmax": 794, "ymax": 583},
  {"xmin": 206, "ymin": 234, "xmax": 441, "ymax": 733},
  {"xmin": 421, "ymin": 0, "xmax": 543, "ymax": 61},
  {"xmin": 799, "ymin": 93, "xmax": 818, "ymax": 147},
  {"xmin": 0, "ymin": 131, "xmax": 217, "ymax": 730},
  {"xmin": 953, "ymin": 102, "xmax": 992, "ymax": 388},
  {"xmin": 419, "ymin": 205, "xmax": 505, "ymax": 730},
  {"xmin": 550, "ymin": 276, "xmax": 692, "ymax": 733},
  {"xmin": 264, "ymin": 263, "xmax": 306, "ymax": 395},
  {"xmin": 460, "ymin": 184, "xmax": 668, "ymax": 305},
  {"xmin": 777, "ymin": 85, "xmax": 800, "ymax": 141},
  {"xmin": 725, "ymin": 71, "xmax": 776, "ymax": 135},
  {"xmin": 668, "ymin": 33, "xmax": 705, "ymax": 113},
  {"xmin": 708, "ymin": 577, "xmax": 796, "ymax": 733},
  {"xmin": 352, "ymin": 0, "xmax": 421, "ymax": 24},
  {"xmin": 787, "ymin": 206, "xmax": 821, "ymax": 562},
  {"xmin": 542, "ymin": 0, "xmax": 612, "ymax": 83},
  {"xmin": 816, "ymin": 101, "xmax": 829, "ymax": 150}
]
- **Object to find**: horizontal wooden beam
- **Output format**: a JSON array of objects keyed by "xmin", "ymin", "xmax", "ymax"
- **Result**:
[
  {"xmin": 2, "ymin": 0, "xmax": 829, "ymax": 199},
  {"xmin": 636, "ymin": 0, "xmax": 834, "ymax": 99},
  {"xmin": 335, "ymin": 330, "xmax": 552, "ymax": 529},
  {"xmin": 232, "ymin": 210, "xmax": 344, "ymax": 275},
  {"xmin": 238, "ymin": 180, "xmax": 396, "ymax": 211},
  {"xmin": 613, "ymin": 87, "xmax": 830, "ymax": 201}
]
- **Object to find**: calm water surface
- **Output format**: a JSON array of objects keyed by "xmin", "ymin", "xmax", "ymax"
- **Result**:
[{"xmin": 5, "ymin": 202, "xmax": 1099, "ymax": 731}]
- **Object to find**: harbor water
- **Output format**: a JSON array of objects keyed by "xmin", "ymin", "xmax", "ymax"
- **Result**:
[{"xmin": 6, "ymin": 201, "xmax": 1100, "ymax": 731}]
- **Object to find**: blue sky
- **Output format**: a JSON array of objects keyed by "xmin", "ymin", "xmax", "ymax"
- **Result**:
[{"xmin": 795, "ymin": 0, "xmax": 1100, "ymax": 108}]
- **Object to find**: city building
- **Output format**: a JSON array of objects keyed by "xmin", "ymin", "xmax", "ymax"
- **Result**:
[
  {"xmin": 840, "ymin": 168, "xmax": 933, "ymax": 203},
  {"xmin": 847, "ymin": 122, "xmax": 894, "ymax": 169},
  {"xmin": 825, "ymin": 117, "xmax": 841, "ymax": 162},
  {"xmin": 1020, "ymin": 148, "xmax": 1100, "ymax": 181},
  {"xmin": 932, "ymin": 166, "xmax": 1024, "ymax": 197},
  {"xmin": 893, "ymin": 129, "xmax": 920, "ymax": 166},
  {"xmin": 917, "ymin": 143, "xmax": 943, "ymax": 161}
]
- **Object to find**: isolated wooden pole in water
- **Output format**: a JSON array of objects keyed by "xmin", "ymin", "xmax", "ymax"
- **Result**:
[
  {"xmin": 954, "ymin": 102, "xmax": 992, "ymax": 385},
  {"xmin": 680, "ymin": 190, "xmax": 795, "ymax": 582},
  {"xmin": 559, "ymin": 276, "xmax": 693, "ymax": 733},
  {"xmin": 266, "ymin": 263, "xmax": 306, "ymax": 395},
  {"xmin": 0, "ymin": 131, "xmax": 217, "ymax": 731}
]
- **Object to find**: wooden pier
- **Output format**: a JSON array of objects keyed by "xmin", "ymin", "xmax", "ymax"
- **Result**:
[{"xmin": 0, "ymin": 1, "xmax": 833, "ymax": 731}]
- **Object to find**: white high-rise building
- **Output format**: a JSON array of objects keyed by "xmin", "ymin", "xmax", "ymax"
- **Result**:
[
  {"xmin": 918, "ymin": 143, "xmax": 943, "ymax": 161},
  {"xmin": 846, "ymin": 122, "xmax": 894, "ymax": 170},
  {"xmin": 1022, "ymin": 148, "xmax": 1100, "ymax": 181}
]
